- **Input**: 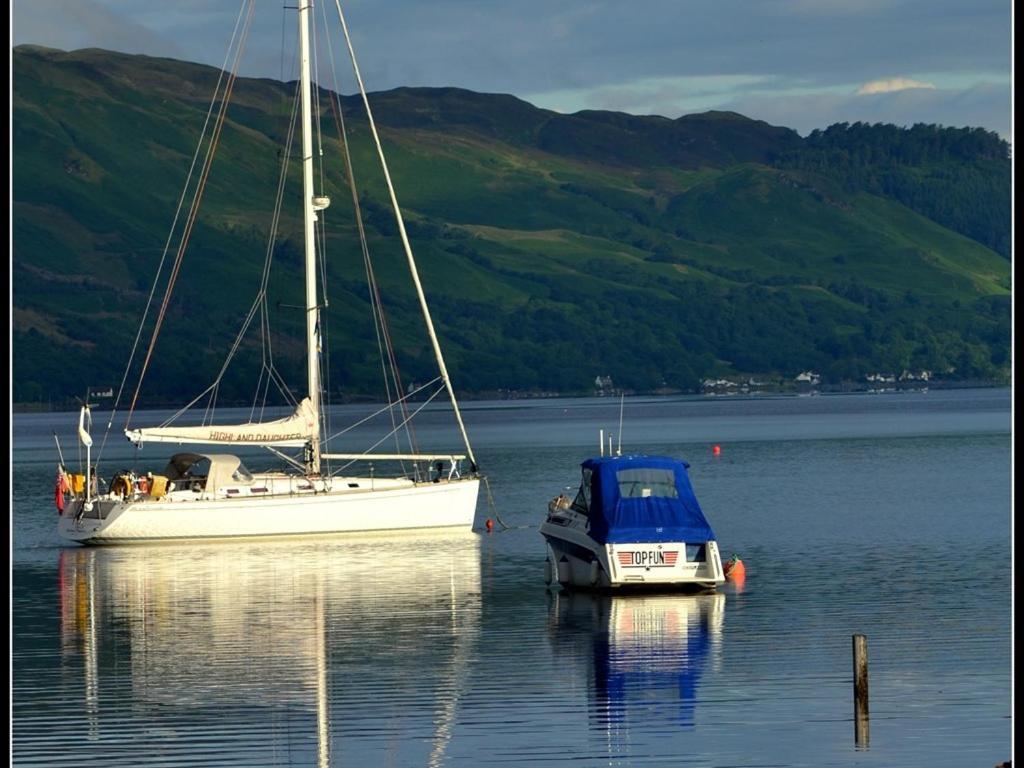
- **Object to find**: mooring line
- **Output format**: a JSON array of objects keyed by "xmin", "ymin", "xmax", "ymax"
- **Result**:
[{"xmin": 481, "ymin": 475, "xmax": 512, "ymax": 530}]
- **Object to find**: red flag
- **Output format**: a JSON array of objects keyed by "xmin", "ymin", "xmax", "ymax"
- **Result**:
[{"xmin": 55, "ymin": 467, "xmax": 68, "ymax": 514}]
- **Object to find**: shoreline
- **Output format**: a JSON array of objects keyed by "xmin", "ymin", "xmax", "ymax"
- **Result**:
[{"xmin": 11, "ymin": 379, "xmax": 1008, "ymax": 415}]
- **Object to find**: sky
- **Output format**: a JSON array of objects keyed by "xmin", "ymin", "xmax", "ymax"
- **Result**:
[{"xmin": 10, "ymin": 0, "xmax": 1013, "ymax": 141}]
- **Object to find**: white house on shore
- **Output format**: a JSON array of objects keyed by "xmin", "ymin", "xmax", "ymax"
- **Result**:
[
  {"xmin": 594, "ymin": 375, "xmax": 614, "ymax": 395},
  {"xmin": 899, "ymin": 369, "xmax": 932, "ymax": 381}
]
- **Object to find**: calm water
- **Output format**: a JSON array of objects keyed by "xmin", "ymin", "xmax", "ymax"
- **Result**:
[{"xmin": 12, "ymin": 389, "xmax": 1012, "ymax": 766}]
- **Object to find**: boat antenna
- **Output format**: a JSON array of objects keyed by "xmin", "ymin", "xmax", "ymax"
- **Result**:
[
  {"xmin": 616, "ymin": 392, "xmax": 624, "ymax": 456},
  {"xmin": 332, "ymin": 0, "xmax": 478, "ymax": 471}
]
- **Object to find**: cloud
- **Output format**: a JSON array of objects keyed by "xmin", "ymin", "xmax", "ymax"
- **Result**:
[
  {"xmin": 12, "ymin": 0, "xmax": 181, "ymax": 59},
  {"xmin": 525, "ymin": 74, "xmax": 773, "ymax": 116},
  {"xmin": 856, "ymin": 78, "xmax": 937, "ymax": 95}
]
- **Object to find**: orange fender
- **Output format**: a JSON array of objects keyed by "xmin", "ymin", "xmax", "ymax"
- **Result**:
[{"xmin": 724, "ymin": 555, "xmax": 746, "ymax": 581}]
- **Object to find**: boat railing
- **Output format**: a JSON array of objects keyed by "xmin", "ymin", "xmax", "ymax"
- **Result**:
[{"xmin": 320, "ymin": 453, "xmax": 467, "ymax": 482}]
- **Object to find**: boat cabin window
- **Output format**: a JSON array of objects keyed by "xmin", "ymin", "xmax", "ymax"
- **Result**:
[
  {"xmin": 616, "ymin": 468, "xmax": 679, "ymax": 499},
  {"xmin": 163, "ymin": 454, "xmax": 252, "ymax": 492},
  {"xmin": 571, "ymin": 468, "xmax": 592, "ymax": 513},
  {"xmin": 187, "ymin": 458, "xmax": 210, "ymax": 477},
  {"xmin": 164, "ymin": 454, "xmax": 207, "ymax": 482}
]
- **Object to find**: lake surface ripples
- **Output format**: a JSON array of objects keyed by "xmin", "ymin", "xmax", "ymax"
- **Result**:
[{"xmin": 12, "ymin": 389, "xmax": 1011, "ymax": 766}]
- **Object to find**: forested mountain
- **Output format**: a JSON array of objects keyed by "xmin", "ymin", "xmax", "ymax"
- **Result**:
[
  {"xmin": 12, "ymin": 47, "xmax": 1011, "ymax": 407},
  {"xmin": 774, "ymin": 122, "xmax": 1010, "ymax": 258}
]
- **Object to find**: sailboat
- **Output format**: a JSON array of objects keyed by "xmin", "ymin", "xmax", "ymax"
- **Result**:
[{"xmin": 56, "ymin": 1, "xmax": 480, "ymax": 544}]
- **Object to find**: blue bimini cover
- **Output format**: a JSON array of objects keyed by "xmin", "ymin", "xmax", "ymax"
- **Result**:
[{"xmin": 581, "ymin": 455, "xmax": 716, "ymax": 545}]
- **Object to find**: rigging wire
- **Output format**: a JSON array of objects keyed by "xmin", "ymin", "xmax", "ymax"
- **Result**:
[
  {"xmin": 126, "ymin": 0, "xmax": 257, "ymax": 426},
  {"xmin": 94, "ymin": 0, "xmax": 250, "ymax": 470},
  {"xmin": 204, "ymin": 383, "xmax": 219, "ymax": 426},
  {"xmin": 331, "ymin": 0, "xmax": 479, "ymax": 472},
  {"xmin": 126, "ymin": 4, "xmax": 300, "ymax": 445},
  {"xmin": 318, "ymin": 5, "xmax": 418, "ymax": 463},
  {"xmin": 322, "ymin": 377, "xmax": 442, "ymax": 479},
  {"xmin": 256, "ymin": 79, "xmax": 304, "ymax": 418},
  {"xmin": 279, "ymin": 0, "xmax": 287, "ymax": 83},
  {"xmin": 323, "ymin": 376, "xmax": 440, "ymax": 444},
  {"xmin": 157, "ymin": 382, "xmax": 221, "ymax": 428},
  {"xmin": 330, "ymin": 382, "xmax": 447, "ymax": 474},
  {"xmin": 203, "ymin": 78, "xmax": 303, "ymax": 421}
]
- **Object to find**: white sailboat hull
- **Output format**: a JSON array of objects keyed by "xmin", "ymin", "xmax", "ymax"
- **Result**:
[{"xmin": 60, "ymin": 478, "xmax": 479, "ymax": 544}]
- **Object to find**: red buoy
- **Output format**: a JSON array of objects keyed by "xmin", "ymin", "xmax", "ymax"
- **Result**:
[
  {"xmin": 712, "ymin": 444, "xmax": 722, "ymax": 456},
  {"xmin": 485, "ymin": 518, "xmax": 494, "ymax": 532}
]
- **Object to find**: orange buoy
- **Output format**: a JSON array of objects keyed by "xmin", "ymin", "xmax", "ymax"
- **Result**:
[
  {"xmin": 712, "ymin": 444, "xmax": 722, "ymax": 456},
  {"xmin": 724, "ymin": 554, "xmax": 746, "ymax": 581},
  {"xmin": 485, "ymin": 518, "xmax": 494, "ymax": 532}
]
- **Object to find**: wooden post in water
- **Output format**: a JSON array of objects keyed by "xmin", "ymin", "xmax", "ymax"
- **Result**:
[{"xmin": 852, "ymin": 633, "xmax": 869, "ymax": 747}]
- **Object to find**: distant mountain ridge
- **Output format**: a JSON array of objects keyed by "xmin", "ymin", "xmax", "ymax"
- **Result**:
[
  {"xmin": 12, "ymin": 46, "xmax": 1010, "ymax": 405},
  {"xmin": 361, "ymin": 86, "xmax": 803, "ymax": 167}
]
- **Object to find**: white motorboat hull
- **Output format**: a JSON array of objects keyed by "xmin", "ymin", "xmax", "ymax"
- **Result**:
[
  {"xmin": 541, "ymin": 521, "xmax": 724, "ymax": 591},
  {"xmin": 60, "ymin": 478, "xmax": 479, "ymax": 545}
]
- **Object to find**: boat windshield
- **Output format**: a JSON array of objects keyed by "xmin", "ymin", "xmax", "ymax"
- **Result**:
[
  {"xmin": 162, "ymin": 453, "xmax": 253, "ymax": 492},
  {"xmin": 616, "ymin": 468, "xmax": 679, "ymax": 499},
  {"xmin": 571, "ymin": 468, "xmax": 592, "ymax": 513}
]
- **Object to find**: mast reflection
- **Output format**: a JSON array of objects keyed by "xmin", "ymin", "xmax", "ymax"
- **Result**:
[{"xmin": 58, "ymin": 533, "xmax": 482, "ymax": 766}]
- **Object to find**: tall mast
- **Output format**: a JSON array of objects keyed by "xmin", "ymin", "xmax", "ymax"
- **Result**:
[{"xmin": 298, "ymin": 0, "xmax": 321, "ymax": 474}]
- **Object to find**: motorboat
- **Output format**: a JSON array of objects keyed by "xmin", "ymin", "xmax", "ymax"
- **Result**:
[{"xmin": 541, "ymin": 454, "xmax": 725, "ymax": 590}]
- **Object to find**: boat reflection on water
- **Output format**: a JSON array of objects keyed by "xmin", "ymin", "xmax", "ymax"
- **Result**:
[
  {"xmin": 548, "ymin": 591, "xmax": 724, "ymax": 733},
  {"xmin": 57, "ymin": 533, "xmax": 482, "ymax": 767}
]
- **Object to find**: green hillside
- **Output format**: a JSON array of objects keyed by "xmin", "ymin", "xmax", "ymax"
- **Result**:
[{"xmin": 12, "ymin": 46, "xmax": 1011, "ymax": 406}]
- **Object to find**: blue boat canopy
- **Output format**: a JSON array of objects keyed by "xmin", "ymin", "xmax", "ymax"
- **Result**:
[{"xmin": 578, "ymin": 455, "xmax": 716, "ymax": 545}]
